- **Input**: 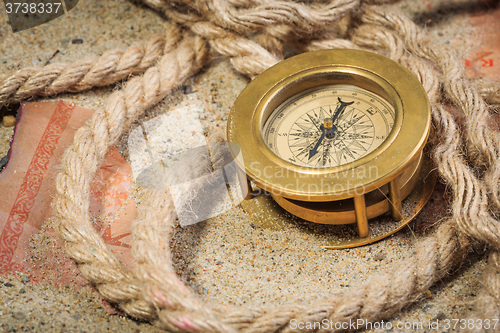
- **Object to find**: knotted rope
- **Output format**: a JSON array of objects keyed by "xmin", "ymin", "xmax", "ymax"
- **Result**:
[{"xmin": 1, "ymin": 0, "xmax": 498, "ymax": 331}]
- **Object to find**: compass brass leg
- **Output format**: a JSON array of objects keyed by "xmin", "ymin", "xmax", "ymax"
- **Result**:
[
  {"xmin": 389, "ymin": 178, "xmax": 403, "ymax": 221},
  {"xmin": 354, "ymin": 195, "xmax": 369, "ymax": 238}
]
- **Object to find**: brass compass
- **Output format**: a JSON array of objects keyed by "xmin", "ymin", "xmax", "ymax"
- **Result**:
[{"xmin": 227, "ymin": 49, "xmax": 435, "ymax": 248}]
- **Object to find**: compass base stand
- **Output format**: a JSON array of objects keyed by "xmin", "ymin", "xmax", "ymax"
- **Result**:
[{"xmin": 239, "ymin": 154, "xmax": 436, "ymax": 249}]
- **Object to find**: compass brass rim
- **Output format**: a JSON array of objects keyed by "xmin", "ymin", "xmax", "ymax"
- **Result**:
[{"xmin": 227, "ymin": 49, "xmax": 430, "ymax": 201}]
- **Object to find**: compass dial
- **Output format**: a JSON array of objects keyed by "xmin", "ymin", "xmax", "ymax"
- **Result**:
[{"xmin": 263, "ymin": 85, "xmax": 395, "ymax": 168}]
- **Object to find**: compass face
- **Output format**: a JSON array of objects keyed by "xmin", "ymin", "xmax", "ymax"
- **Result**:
[{"xmin": 263, "ymin": 85, "xmax": 396, "ymax": 168}]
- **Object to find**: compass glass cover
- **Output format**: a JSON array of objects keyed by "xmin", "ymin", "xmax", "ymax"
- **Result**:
[{"xmin": 263, "ymin": 85, "xmax": 396, "ymax": 168}]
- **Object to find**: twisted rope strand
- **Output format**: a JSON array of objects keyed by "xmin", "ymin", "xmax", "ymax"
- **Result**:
[
  {"xmin": 0, "ymin": 33, "xmax": 167, "ymax": 107},
  {"xmin": 361, "ymin": 7, "xmax": 500, "ymax": 212},
  {"xmin": 131, "ymin": 132, "xmax": 238, "ymax": 332},
  {"xmin": 220, "ymin": 221, "xmax": 468, "ymax": 333},
  {"xmin": 141, "ymin": 0, "xmax": 362, "ymax": 36},
  {"xmin": 52, "ymin": 26, "xmax": 210, "ymax": 321}
]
